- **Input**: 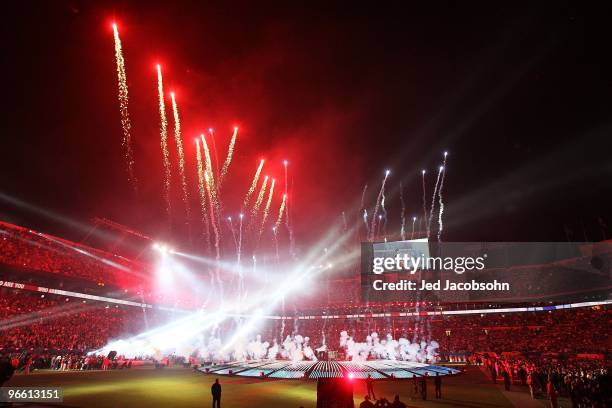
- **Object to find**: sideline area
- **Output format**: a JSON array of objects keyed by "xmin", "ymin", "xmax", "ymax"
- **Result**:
[{"xmin": 5, "ymin": 365, "xmax": 520, "ymax": 408}]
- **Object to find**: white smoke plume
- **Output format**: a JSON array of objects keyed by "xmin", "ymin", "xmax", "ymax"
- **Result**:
[
  {"xmin": 339, "ymin": 330, "xmax": 439, "ymax": 363},
  {"xmin": 97, "ymin": 329, "xmax": 437, "ymax": 364}
]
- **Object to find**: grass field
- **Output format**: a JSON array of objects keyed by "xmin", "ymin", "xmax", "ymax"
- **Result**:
[{"xmin": 5, "ymin": 365, "xmax": 551, "ymax": 407}]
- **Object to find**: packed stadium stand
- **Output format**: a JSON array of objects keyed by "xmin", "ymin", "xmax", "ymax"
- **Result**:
[
  {"xmin": 0, "ymin": 221, "xmax": 149, "ymax": 291},
  {"xmin": 0, "ymin": 220, "xmax": 610, "ymax": 407}
]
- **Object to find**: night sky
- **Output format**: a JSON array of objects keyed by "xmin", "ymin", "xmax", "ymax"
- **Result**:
[{"xmin": 2, "ymin": 1, "xmax": 612, "ymax": 251}]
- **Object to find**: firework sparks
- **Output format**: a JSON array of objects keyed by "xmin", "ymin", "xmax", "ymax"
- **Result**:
[
  {"xmin": 237, "ymin": 213, "xmax": 245, "ymax": 306},
  {"xmin": 170, "ymin": 93, "xmax": 191, "ymax": 223},
  {"xmin": 243, "ymin": 159, "xmax": 264, "ymax": 209},
  {"xmin": 427, "ymin": 165, "xmax": 443, "ymax": 240},
  {"xmin": 111, "ymin": 24, "xmax": 137, "ymax": 190},
  {"xmin": 238, "ymin": 213, "xmax": 244, "ymax": 264},
  {"xmin": 283, "ymin": 161, "xmax": 289, "ymax": 227},
  {"xmin": 381, "ymin": 173, "xmax": 389, "ymax": 238},
  {"xmin": 421, "ymin": 169, "xmax": 427, "ymax": 235},
  {"xmin": 208, "ymin": 128, "xmax": 220, "ymax": 183},
  {"xmin": 399, "ymin": 181, "xmax": 406, "ymax": 240},
  {"xmin": 219, "ymin": 126, "xmax": 238, "ymax": 186},
  {"xmin": 283, "ymin": 161, "xmax": 296, "ymax": 258},
  {"xmin": 156, "ymin": 65, "xmax": 171, "ymax": 218},
  {"xmin": 370, "ymin": 170, "xmax": 390, "ymax": 240},
  {"xmin": 272, "ymin": 226, "xmax": 280, "ymax": 262},
  {"xmin": 201, "ymin": 134, "xmax": 221, "ymax": 243},
  {"xmin": 360, "ymin": 184, "xmax": 368, "ymax": 209},
  {"xmin": 375, "ymin": 214, "xmax": 383, "ymax": 240},
  {"xmin": 251, "ymin": 175, "xmax": 269, "ymax": 221},
  {"xmin": 275, "ymin": 194, "xmax": 287, "ymax": 230},
  {"xmin": 437, "ymin": 152, "xmax": 448, "ymax": 242},
  {"xmin": 360, "ymin": 184, "xmax": 368, "ymax": 237},
  {"xmin": 283, "ymin": 160, "xmax": 289, "ymax": 194},
  {"xmin": 226, "ymin": 216, "xmax": 238, "ymax": 249},
  {"xmin": 195, "ymin": 139, "xmax": 211, "ymax": 248},
  {"xmin": 203, "ymin": 155, "xmax": 221, "ymax": 292},
  {"xmin": 259, "ymin": 178, "xmax": 276, "ymax": 238},
  {"xmin": 200, "ymin": 134, "xmax": 219, "ymax": 216},
  {"xmin": 411, "ymin": 216, "xmax": 417, "ymax": 240},
  {"xmin": 381, "ymin": 201, "xmax": 388, "ymax": 239}
]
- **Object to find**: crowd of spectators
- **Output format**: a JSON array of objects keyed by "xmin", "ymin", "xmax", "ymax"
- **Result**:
[
  {"xmin": 2, "ymin": 290, "xmax": 608, "ymax": 361},
  {"xmin": 479, "ymin": 353, "xmax": 610, "ymax": 407},
  {"xmin": 0, "ymin": 287, "xmax": 609, "ymax": 405},
  {"xmin": 0, "ymin": 222, "xmax": 147, "ymax": 289},
  {"xmin": 6, "ymin": 353, "xmax": 134, "ymax": 373},
  {"xmin": 0, "ymin": 291, "xmax": 173, "ymax": 354},
  {"xmin": 0, "ymin": 220, "xmax": 609, "ymax": 406},
  {"xmin": 254, "ymin": 306, "xmax": 611, "ymax": 357}
]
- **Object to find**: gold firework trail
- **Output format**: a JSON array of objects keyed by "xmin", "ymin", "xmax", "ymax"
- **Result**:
[
  {"xmin": 243, "ymin": 159, "xmax": 264, "ymax": 209},
  {"xmin": 369, "ymin": 171, "xmax": 389, "ymax": 240},
  {"xmin": 156, "ymin": 65, "xmax": 171, "ymax": 217},
  {"xmin": 437, "ymin": 152, "xmax": 448, "ymax": 242},
  {"xmin": 195, "ymin": 140, "xmax": 211, "ymax": 248},
  {"xmin": 275, "ymin": 194, "xmax": 287, "ymax": 230},
  {"xmin": 170, "ymin": 93, "xmax": 190, "ymax": 220},
  {"xmin": 427, "ymin": 165, "xmax": 443, "ymax": 240},
  {"xmin": 251, "ymin": 175, "xmax": 269, "ymax": 220},
  {"xmin": 112, "ymin": 24, "xmax": 137, "ymax": 190},
  {"xmin": 204, "ymin": 158, "xmax": 221, "ymax": 274},
  {"xmin": 259, "ymin": 178, "xmax": 276, "ymax": 237},
  {"xmin": 200, "ymin": 134, "xmax": 219, "ymax": 211},
  {"xmin": 201, "ymin": 134, "xmax": 222, "ymax": 247},
  {"xmin": 219, "ymin": 126, "xmax": 238, "ymax": 186}
]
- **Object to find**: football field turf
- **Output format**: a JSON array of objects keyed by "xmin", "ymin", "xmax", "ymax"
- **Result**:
[{"xmin": 5, "ymin": 365, "xmax": 549, "ymax": 407}]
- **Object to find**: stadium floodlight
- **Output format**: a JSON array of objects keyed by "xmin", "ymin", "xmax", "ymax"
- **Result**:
[{"xmin": 152, "ymin": 242, "xmax": 174, "ymax": 254}]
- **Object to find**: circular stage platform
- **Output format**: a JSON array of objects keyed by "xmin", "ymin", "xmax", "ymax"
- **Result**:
[{"xmin": 198, "ymin": 359, "xmax": 460, "ymax": 379}]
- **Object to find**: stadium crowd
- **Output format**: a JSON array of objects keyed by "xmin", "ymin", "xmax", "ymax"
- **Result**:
[
  {"xmin": 0, "ymin": 222, "xmax": 147, "ymax": 289},
  {"xmin": 1, "ymin": 293, "xmax": 609, "ymax": 406},
  {"xmin": 480, "ymin": 353, "xmax": 610, "ymax": 407},
  {"xmin": 0, "ymin": 291, "xmax": 162, "ymax": 352},
  {"xmin": 1, "ymin": 288, "xmax": 609, "ymax": 361},
  {"xmin": 0, "ymin": 221, "xmax": 609, "ymax": 405},
  {"xmin": 256, "ymin": 306, "xmax": 611, "ymax": 357}
]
